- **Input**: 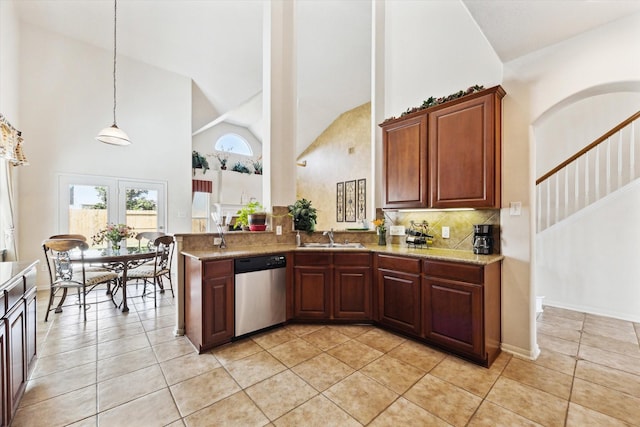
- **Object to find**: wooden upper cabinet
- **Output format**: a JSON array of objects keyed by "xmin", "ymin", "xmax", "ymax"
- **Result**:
[
  {"xmin": 429, "ymin": 86, "xmax": 504, "ymax": 208},
  {"xmin": 381, "ymin": 114, "xmax": 429, "ymax": 208},
  {"xmin": 380, "ymin": 85, "xmax": 505, "ymax": 210}
]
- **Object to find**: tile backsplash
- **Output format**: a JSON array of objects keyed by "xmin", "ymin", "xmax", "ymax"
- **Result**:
[{"xmin": 383, "ymin": 209, "xmax": 501, "ymax": 253}]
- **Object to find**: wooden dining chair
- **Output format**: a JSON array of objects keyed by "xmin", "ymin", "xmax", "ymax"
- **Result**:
[
  {"xmin": 122, "ymin": 235, "xmax": 175, "ymax": 307},
  {"xmin": 49, "ymin": 233, "xmax": 110, "ymax": 273},
  {"xmin": 42, "ymin": 238, "xmax": 118, "ymax": 321}
]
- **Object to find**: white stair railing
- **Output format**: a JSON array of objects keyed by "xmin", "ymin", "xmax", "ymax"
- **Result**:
[{"xmin": 536, "ymin": 111, "xmax": 640, "ymax": 233}]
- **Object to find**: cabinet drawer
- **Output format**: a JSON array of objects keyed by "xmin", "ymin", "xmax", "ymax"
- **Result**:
[
  {"xmin": 294, "ymin": 252, "xmax": 332, "ymax": 266},
  {"xmin": 334, "ymin": 252, "xmax": 370, "ymax": 267},
  {"xmin": 203, "ymin": 259, "xmax": 233, "ymax": 278},
  {"xmin": 423, "ymin": 260, "xmax": 483, "ymax": 284},
  {"xmin": 377, "ymin": 254, "xmax": 420, "ymax": 274}
]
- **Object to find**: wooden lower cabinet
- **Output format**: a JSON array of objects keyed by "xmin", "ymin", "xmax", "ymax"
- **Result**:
[
  {"xmin": 422, "ymin": 259, "xmax": 501, "ymax": 366},
  {"xmin": 185, "ymin": 258, "xmax": 234, "ymax": 352},
  {"xmin": 6, "ymin": 300, "xmax": 27, "ymax": 422},
  {"xmin": 334, "ymin": 254, "xmax": 371, "ymax": 319},
  {"xmin": 293, "ymin": 252, "xmax": 371, "ymax": 321},
  {"xmin": 375, "ymin": 254, "xmax": 421, "ymax": 336}
]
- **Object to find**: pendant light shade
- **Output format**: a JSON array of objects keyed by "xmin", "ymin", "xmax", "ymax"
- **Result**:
[
  {"xmin": 96, "ymin": 0, "xmax": 131, "ymax": 146},
  {"xmin": 96, "ymin": 124, "xmax": 131, "ymax": 146}
]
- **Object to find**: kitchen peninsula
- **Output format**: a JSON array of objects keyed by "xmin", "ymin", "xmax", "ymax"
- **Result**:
[{"xmin": 176, "ymin": 231, "xmax": 502, "ymax": 367}]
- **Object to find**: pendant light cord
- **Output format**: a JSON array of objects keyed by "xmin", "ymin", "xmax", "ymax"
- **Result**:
[{"xmin": 112, "ymin": 0, "xmax": 118, "ymax": 126}]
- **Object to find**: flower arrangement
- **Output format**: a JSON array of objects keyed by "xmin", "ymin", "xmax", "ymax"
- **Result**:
[
  {"xmin": 373, "ymin": 218, "xmax": 387, "ymax": 246},
  {"xmin": 213, "ymin": 150, "xmax": 230, "ymax": 170},
  {"xmin": 251, "ymin": 156, "xmax": 263, "ymax": 175},
  {"xmin": 372, "ymin": 218, "xmax": 386, "ymax": 234},
  {"xmin": 91, "ymin": 223, "xmax": 135, "ymax": 250}
]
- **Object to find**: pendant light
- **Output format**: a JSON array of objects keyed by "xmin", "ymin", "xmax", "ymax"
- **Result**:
[{"xmin": 96, "ymin": 0, "xmax": 131, "ymax": 146}]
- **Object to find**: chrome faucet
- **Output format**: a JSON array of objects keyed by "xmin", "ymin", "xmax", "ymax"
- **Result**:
[{"xmin": 323, "ymin": 228, "xmax": 335, "ymax": 246}]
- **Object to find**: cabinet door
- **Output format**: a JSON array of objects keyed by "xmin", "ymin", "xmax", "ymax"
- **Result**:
[
  {"xmin": 381, "ymin": 115, "xmax": 429, "ymax": 208},
  {"xmin": 422, "ymin": 278, "xmax": 483, "ymax": 358},
  {"xmin": 202, "ymin": 275, "xmax": 234, "ymax": 347},
  {"xmin": 0, "ymin": 320, "xmax": 7, "ymax": 427},
  {"xmin": 25, "ymin": 289, "xmax": 37, "ymax": 374},
  {"xmin": 377, "ymin": 269, "xmax": 421, "ymax": 336},
  {"xmin": 334, "ymin": 266, "xmax": 371, "ymax": 319},
  {"xmin": 429, "ymin": 91, "xmax": 500, "ymax": 208},
  {"xmin": 294, "ymin": 267, "xmax": 331, "ymax": 319},
  {"xmin": 6, "ymin": 301, "xmax": 26, "ymax": 421}
]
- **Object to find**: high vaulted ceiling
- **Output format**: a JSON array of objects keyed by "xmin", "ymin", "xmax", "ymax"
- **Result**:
[{"xmin": 13, "ymin": 0, "xmax": 640, "ymax": 155}]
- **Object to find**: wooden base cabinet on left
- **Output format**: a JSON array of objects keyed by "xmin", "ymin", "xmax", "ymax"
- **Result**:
[{"xmin": 185, "ymin": 258, "xmax": 234, "ymax": 353}]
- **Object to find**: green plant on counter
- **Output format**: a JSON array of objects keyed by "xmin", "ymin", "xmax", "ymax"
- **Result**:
[
  {"xmin": 288, "ymin": 198, "xmax": 317, "ymax": 234},
  {"xmin": 236, "ymin": 200, "xmax": 264, "ymax": 229}
]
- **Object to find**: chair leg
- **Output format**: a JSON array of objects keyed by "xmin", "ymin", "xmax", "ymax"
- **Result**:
[
  {"xmin": 166, "ymin": 273, "xmax": 174, "ymax": 298},
  {"xmin": 45, "ymin": 287, "xmax": 56, "ymax": 322},
  {"xmin": 55, "ymin": 288, "xmax": 69, "ymax": 313},
  {"xmin": 82, "ymin": 285, "xmax": 87, "ymax": 322}
]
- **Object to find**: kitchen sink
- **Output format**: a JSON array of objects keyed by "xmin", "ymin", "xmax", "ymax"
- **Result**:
[{"xmin": 300, "ymin": 242, "xmax": 366, "ymax": 249}]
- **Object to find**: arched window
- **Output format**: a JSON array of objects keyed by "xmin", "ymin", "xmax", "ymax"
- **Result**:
[{"xmin": 215, "ymin": 133, "xmax": 253, "ymax": 156}]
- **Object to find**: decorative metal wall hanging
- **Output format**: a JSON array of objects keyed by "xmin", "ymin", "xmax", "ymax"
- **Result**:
[
  {"xmin": 336, "ymin": 182, "xmax": 344, "ymax": 222},
  {"xmin": 345, "ymin": 180, "xmax": 356, "ymax": 222},
  {"xmin": 357, "ymin": 178, "xmax": 366, "ymax": 221}
]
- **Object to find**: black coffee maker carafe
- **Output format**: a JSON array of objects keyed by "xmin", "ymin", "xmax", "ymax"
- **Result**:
[{"xmin": 473, "ymin": 224, "xmax": 493, "ymax": 255}]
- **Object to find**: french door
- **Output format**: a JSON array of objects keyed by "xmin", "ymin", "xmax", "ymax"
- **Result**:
[{"xmin": 58, "ymin": 174, "xmax": 166, "ymax": 246}]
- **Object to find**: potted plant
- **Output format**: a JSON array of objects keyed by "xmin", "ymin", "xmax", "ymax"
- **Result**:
[
  {"xmin": 231, "ymin": 161, "xmax": 251, "ymax": 174},
  {"xmin": 251, "ymin": 156, "xmax": 263, "ymax": 175},
  {"xmin": 288, "ymin": 198, "xmax": 317, "ymax": 234},
  {"xmin": 236, "ymin": 200, "xmax": 266, "ymax": 231},
  {"xmin": 213, "ymin": 150, "xmax": 229, "ymax": 170},
  {"xmin": 192, "ymin": 150, "xmax": 209, "ymax": 175}
]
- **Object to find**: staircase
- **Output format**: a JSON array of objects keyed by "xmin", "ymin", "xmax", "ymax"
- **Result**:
[{"xmin": 536, "ymin": 111, "xmax": 640, "ymax": 232}]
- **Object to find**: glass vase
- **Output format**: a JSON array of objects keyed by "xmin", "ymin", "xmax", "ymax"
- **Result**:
[
  {"xmin": 110, "ymin": 239, "xmax": 121, "ymax": 253},
  {"xmin": 378, "ymin": 230, "xmax": 386, "ymax": 246}
]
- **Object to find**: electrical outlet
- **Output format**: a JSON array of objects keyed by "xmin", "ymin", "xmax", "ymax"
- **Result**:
[
  {"xmin": 213, "ymin": 237, "xmax": 222, "ymax": 245},
  {"xmin": 276, "ymin": 225, "xmax": 282, "ymax": 235},
  {"xmin": 442, "ymin": 226, "xmax": 450, "ymax": 239}
]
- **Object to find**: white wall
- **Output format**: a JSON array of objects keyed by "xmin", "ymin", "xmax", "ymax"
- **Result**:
[
  {"xmin": 17, "ymin": 23, "xmax": 192, "ymax": 280},
  {"xmin": 0, "ymin": 0, "xmax": 19, "ymax": 119},
  {"xmin": 537, "ymin": 180, "xmax": 640, "ymax": 322},
  {"xmin": 504, "ymin": 12, "xmax": 640, "ymax": 326}
]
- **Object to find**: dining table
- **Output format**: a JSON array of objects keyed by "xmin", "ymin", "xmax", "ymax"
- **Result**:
[{"xmin": 72, "ymin": 246, "xmax": 156, "ymax": 312}]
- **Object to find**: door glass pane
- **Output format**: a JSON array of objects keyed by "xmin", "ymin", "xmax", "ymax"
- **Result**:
[
  {"xmin": 124, "ymin": 186, "xmax": 158, "ymax": 247},
  {"xmin": 192, "ymin": 192, "xmax": 210, "ymax": 233},
  {"xmin": 68, "ymin": 184, "xmax": 108, "ymax": 245}
]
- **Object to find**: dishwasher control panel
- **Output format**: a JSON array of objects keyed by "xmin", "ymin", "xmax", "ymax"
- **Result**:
[{"xmin": 234, "ymin": 254, "xmax": 287, "ymax": 274}]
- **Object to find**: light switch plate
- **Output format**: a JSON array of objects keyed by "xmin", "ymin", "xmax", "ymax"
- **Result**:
[
  {"xmin": 442, "ymin": 226, "xmax": 450, "ymax": 239},
  {"xmin": 276, "ymin": 225, "xmax": 282, "ymax": 235},
  {"xmin": 510, "ymin": 202, "xmax": 522, "ymax": 216},
  {"xmin": 213, "ymin": 237, "xmax": 222, "ymax": 245},
  {"xmin": 389, "ymin": 225, "xmax": 406, "ymax": 236}
]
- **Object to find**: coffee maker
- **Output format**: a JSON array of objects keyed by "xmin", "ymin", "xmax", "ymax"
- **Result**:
[{"xmin": 473, "ymin": 224, "xmax": 493, "ymax": 255}]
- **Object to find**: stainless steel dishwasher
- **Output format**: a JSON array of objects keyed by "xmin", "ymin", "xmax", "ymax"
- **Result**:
[{"xmin": 234, "ymin": 254, "xmax": 287, "ymax": 337}]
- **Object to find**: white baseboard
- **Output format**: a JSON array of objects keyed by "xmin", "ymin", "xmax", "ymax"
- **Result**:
[
  {"xmin": 501, "ymin": 342, "xmax": 540, "ymax": 360},
  {"xmin": 543, "ymin": 300, "xmax": 640, "ymax": 323}
]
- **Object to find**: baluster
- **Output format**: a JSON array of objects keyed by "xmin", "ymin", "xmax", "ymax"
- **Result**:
[
  {"xmin": 595, "ymin": 144, "xmax": 600, "ymax": 200},
  {"xmin": 574, "ymin": 158, "xmax": 580, "ymax": 213},
  {"xmin": 546, "ymin": 179, "xmax": 551, "ymax": 230},
  {"xmin": 617, "ymin": 130, "xmax": 623, "ymax": 190},
  {"xmin": 584, "ymin": 151, "xmax": 590, "ymax": 206},
  {"xmin": 564, "ymin": 166, "xmax": 569, "ymax": 219},
  {"xmin": 605, "ymin": 137, "xmax": 611, "ymax": 196},
  {"xmin": 537, "ymin": 185, "xmax": 542, "ymax": 232},
  {"xmin": 631, "ymin": 121, "xmax": 636, "ymax": 180},
  {"xmin": 554, "ymin": 173, "xmax": 559, "ymax": 225}
]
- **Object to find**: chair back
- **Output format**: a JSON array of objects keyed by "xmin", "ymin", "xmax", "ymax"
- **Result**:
[
  {"xmin": 49, "ymin": 234, "xmax": 87, "ymax": 241},
  {"xmin": 42, "ymin": 238, "xmax": 88, "ymax": 285},
  {"xmin": 136, "ymin": 231, "xmax": 166, "ymax": 249},
  {"xmin": 152, "ymin": 235, "xmax": 174, "ymax": 273}
]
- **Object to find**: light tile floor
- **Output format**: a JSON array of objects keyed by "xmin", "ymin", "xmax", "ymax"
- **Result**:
[{"xmin": 12, "ymin": 288, "xmax": 640, "ymax": 427}]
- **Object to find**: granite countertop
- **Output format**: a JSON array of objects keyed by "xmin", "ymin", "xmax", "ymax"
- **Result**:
[
  {"xmin": 0, "ymin": 260, "xmax": 39, "ymax": 289},
  {"xmin": 182, "ymin": 244, "xmax": 503, "ymax": 265}
]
